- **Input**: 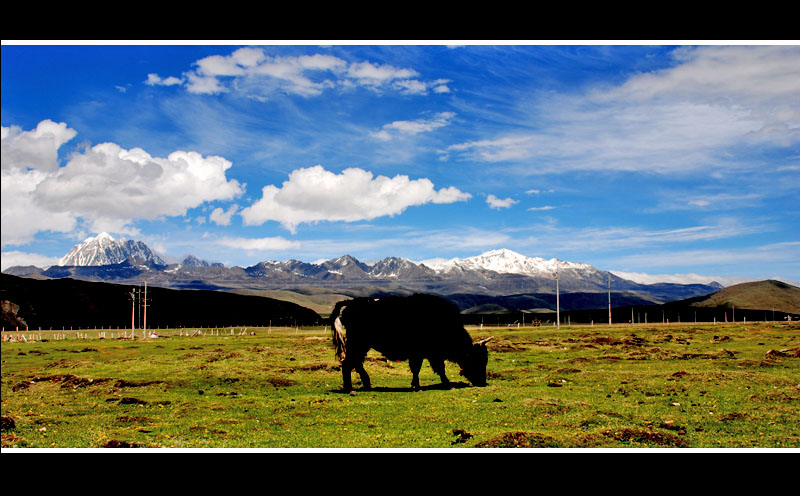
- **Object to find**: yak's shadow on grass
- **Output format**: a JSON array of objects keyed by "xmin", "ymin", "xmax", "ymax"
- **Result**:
[{"xmin": 331, "ymin": 381, "xmax": 472, "ymax": 394}]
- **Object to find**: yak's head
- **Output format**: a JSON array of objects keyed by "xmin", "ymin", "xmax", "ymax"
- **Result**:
[{"xmin": 459, "ymin": 337, "xmax": 493, "ymax": 387}]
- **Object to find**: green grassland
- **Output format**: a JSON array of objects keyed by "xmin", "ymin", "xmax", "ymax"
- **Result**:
[{"xmin": 2, "ymin": 321, "xmax": 798, "ymax": 449}]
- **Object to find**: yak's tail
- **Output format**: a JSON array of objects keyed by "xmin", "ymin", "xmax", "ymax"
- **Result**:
[{"xmin": 330, "ymin": 303, "xmax": 347, "ymax": 362}]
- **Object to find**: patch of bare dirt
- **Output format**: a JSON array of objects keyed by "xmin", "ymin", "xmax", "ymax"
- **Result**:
[
  {"xmin": 70, "ymin": 347, "xmax": 98, "ymax": 353},
  {"xmin": 206, "ymin": 350, "xmax": 241, "ymax": 362},
  {"xmin": 451, "ymin": 429, "xmax": 473, "ymax": 444},
  {"xmin": 1, "ymin": 416, "xmax": 15, "ymax": 431},
  {"xmin": 12, "ymin": 374, "xmax": 111, "ymax": 392},
  {"xmin": 115, "ymin": 379, "xmax": 165, "ymax": 388},
  {"xmin": 1, "ymin": 433, "xmax": 27, "ymax": 448},
  {"xmin": 475, "ymin": 431, "xmax": 563, "ymax": 448},
  {"xmin": 265, "ymin": 377, "xmax": 296, "ymax": 387},
  {"xmin": 604, "ymin": 427, "xmax": 689, "ymax": 447},
  {"xmin": 678, "ymin": 350, "xmax": 738, "ymax": 360},
  {"xmin": 109, "ymin": 397, "xmax": 149, "ymax": 405},
  {"xmin": 102, "ymin": 439, "xmax": 144, "ymax": 448},
  {"xmin": 765, "ymin": 348, "xmax": 799, "ymax": 358}
]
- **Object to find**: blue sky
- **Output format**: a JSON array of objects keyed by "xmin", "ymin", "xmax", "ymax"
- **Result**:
[{"xmin": 2, "ymin": 42, "xmax": 799, "ymax": 286}]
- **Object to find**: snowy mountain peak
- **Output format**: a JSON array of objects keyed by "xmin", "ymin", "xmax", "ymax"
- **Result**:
[
  {"xmin": 58, "ymin": 232, "xmax": 166, "ymax": 267},
  {"xmin": 429, "ymin": 248, "xmax": 596, "ymax": 276},
  {"xmin": 93, "ymin": 232, "xmax": 115, "ymax": 243}
]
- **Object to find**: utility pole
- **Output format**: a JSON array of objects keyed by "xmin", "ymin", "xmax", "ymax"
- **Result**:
[
  {"xmin": 129, "ymin": 288, "xmax": 136, "ymax": 331},
  {"xmin": 143, "ymin": 281, "xmax": 148, "ymax": 333},
  {"xmin": 554, "ymin": 272, "xmax": 560, "ymax": 329},
  {"xmin": 608, "ymin": 274, "xmax": 612, "ymax": 326}
]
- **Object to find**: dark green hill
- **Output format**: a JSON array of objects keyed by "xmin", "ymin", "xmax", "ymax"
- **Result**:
[
  {"xmin": 0, "ymin": 273, "xmax": 323, "ymax": 331},
  {"xmin": 681, "ymin": 279, "xmax": 800, "ymax": 314}
]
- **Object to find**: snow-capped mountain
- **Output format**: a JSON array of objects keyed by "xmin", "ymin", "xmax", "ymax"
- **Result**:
[
  {"xmin": 179, "ymin": 255, "xmax": 223, "ymax": 268},
  {"xmin": 245, "ymin": 255, "xmax": 436, "ymax": 281},
  {"xmin": 370, "ymin": 257, "xmax": 436, "ymax": 279},
  {"xmin": 58, "ymin": 232, "xmax": 166, "ymax": 267},
  {"xmin": 425, "ymin": 248, "xmax": 596, "ymax": 276}
]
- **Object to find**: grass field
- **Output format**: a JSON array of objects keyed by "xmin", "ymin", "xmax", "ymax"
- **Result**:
[{"xmin": 2, "ymin": 321, "xmax": 798, "ymax": 450}]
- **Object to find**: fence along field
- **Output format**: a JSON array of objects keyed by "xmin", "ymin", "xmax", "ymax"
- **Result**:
[{"xmin": 2, "ymin": 318, "xmax": 798, "ymax": 449}]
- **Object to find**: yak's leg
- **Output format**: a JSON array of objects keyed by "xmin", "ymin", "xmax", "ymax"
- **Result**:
[
  {"xmin": 353, "ymin": 360, "xmax": 371, "ymax": 390},
  {"xmin": 340, "ymin": 358, "xmax": 354, "ymax": 392},
  {"xmin": 430, "ymin": 358, "xmax": 450, "ymax": 387},
  {"xmin": 409, "ymin": 356, "xmax": 423, "ymax": 390}
]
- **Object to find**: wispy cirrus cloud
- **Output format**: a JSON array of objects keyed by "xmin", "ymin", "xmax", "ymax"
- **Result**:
[
  {"xmin": 370, "ymin": 112, "xmax": 455, "ymax": 141},
  {"xmin": 210, "ymin": 235, "xmax": 300, "ymax": 253},
  {"xmin": 608, "ymin": 241, "xmax": 800, "ymax": 272},
  {"xmin": 147, "ymin": 47, "xmax": 452, "ymax": 99},
  {"xmin": 497, "ymin": 217, "xmax": 771, "ymax": 262},
  {"xmin": 440, "ymin": 45, "xmax": 800, "ymax": 175}
]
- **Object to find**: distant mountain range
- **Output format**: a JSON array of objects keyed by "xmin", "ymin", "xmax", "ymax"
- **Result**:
[{"xmin": 4, "ymin": 233, "xmax": 726, "ymax": 311}]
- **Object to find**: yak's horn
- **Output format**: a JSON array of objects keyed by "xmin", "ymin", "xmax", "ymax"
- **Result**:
[{"xmin": 477, "ymin": 337, "xmax": 494, "ymax": 345}]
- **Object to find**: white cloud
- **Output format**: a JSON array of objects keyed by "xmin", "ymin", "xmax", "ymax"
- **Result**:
[
  {"xmin": 154, "ymin": 47, "xmax": 448, "ymax": 99},
  {"xmin": 145, "ymin": 73, "xmax": 183, "ymax": 86},
  {"xmin": 611, "ymin": 241, "xmax": 800, "ymax": 269},
  {"xmin": 442, "ymin": 45, "xmax": 800, "ymax": 174},
  {"xmin": 1, "ymin": 120, "xmax": 78, "ymax": 173},
  {"xmin": 408, "ymin": 228, "xmax": 512, "ymax": 252},
  {"xmin": 34, "ymin": 144, "xmax": 243, "ymax": 221},
  {"xmin": 503, "ymin": 218, "xmax": 770, "ymax": 261},
  {"xmin": 212, "ymin": 235, "xmax": 300, "ymax": 252},
  {"xmin": 1, "ymin": 122, "xmax": 80, "ymax": 245},
  {"xmin": 345, "ymin": 61, "xmax": 418, "ymax": 86},
  {"xmin": 486, "ymin": 194, "xmax": 518, "ymax": 210},
  {"xmin": 371, "ymin": 112, "xmax": 455, "ymax": 141},
  {"xmin": 185, "ymin": 71, "xmax": 229, "ymax": 95},
  {"xmin": 209, "ymin": 204, "xmax": 239, "ymax": 226},
  {"xmin": 1, "ymin": 120, "xmax": 244, "ymax": 247},
  {"xmin": 527, "ymin": 205, "xmax": 555, "ymax": 211},
  {"xmin": 239, "ymin": 165, "xmax": 471, "ymax": 233}
]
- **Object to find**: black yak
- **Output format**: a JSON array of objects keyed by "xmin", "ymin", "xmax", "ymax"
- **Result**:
[{"xmin": 330, "ymin": 294, "xmax": 492, "ymax": 392}]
